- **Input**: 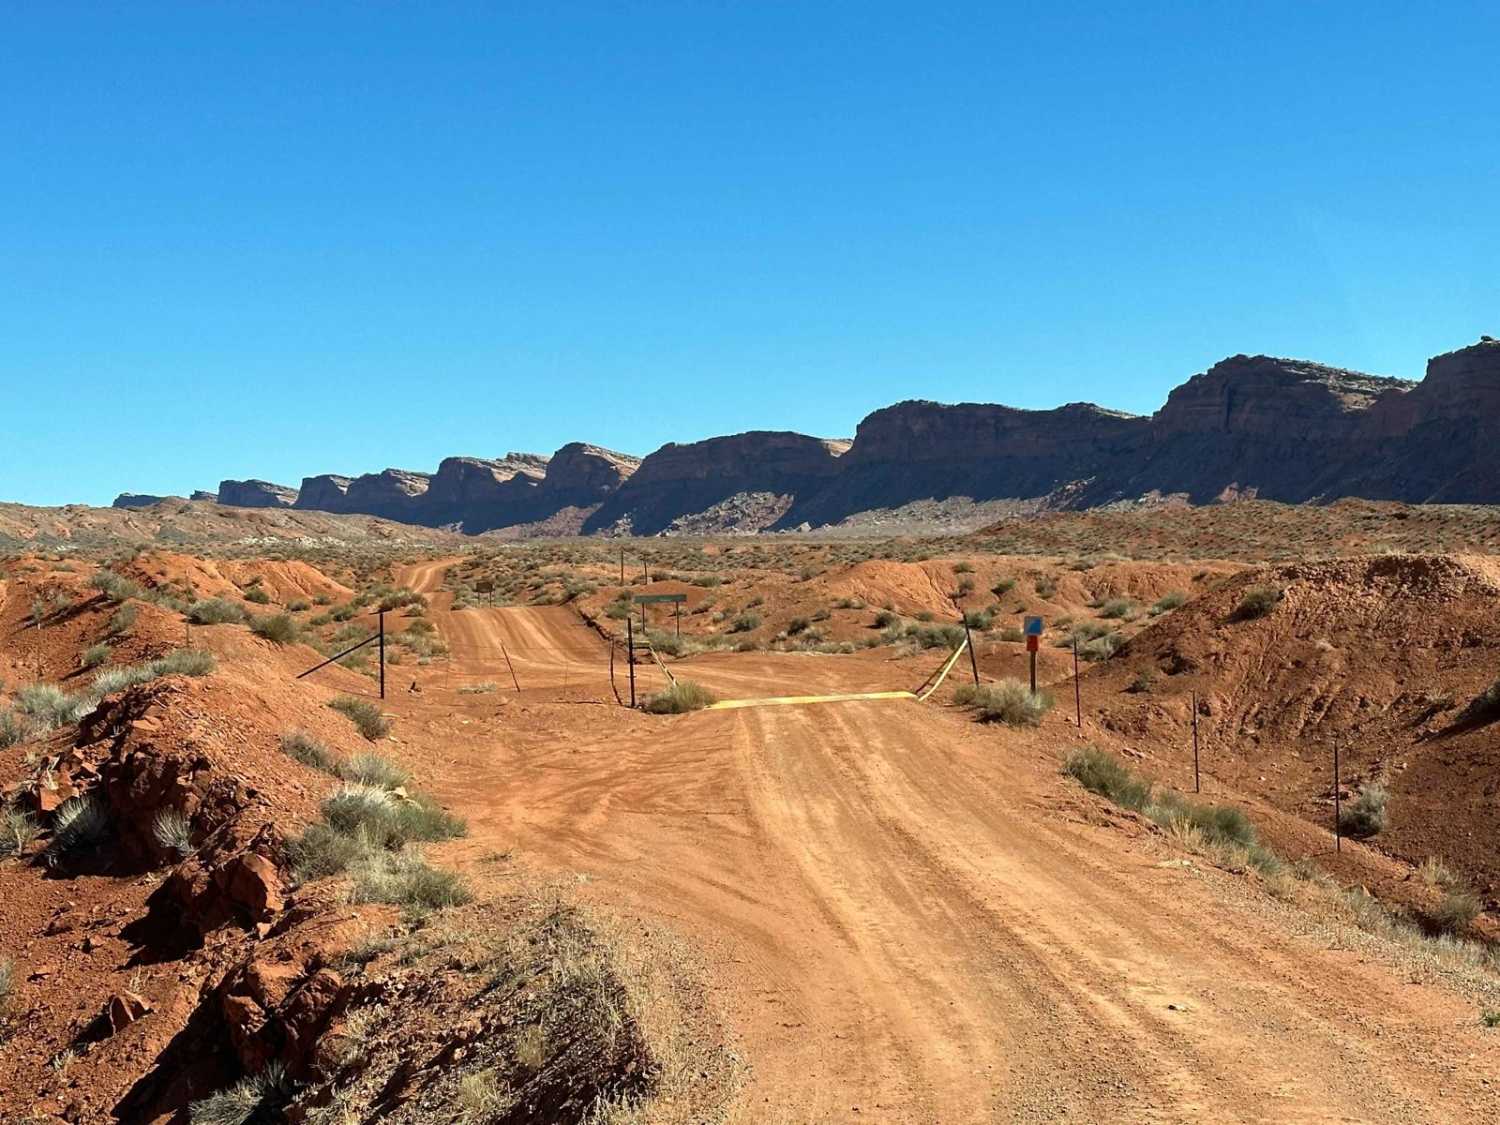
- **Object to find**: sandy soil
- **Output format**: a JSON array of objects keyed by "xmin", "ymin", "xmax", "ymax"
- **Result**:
[{"xmin": 382, "ymin": 559, "xmax": 1500, "ymax": 1123}]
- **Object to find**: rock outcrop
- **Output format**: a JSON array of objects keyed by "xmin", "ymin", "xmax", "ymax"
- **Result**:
[
  {"xmin": 583, "ymin": 432, "xmax": 848, "ymax": 535},
  {"xmin": 344, "ymin": 468, "xmax": 431, "ymax": 523},
  {"xmin": 216, "ymin": 479, "xmax": 299, "ymax": 508},
  {"xmin": 292, "ymin": 475, "xmax": 353, "ymax": 513},
  {"xmin": 113, "ymin": 494, "xmax": 179, "ymax": 509},
  {"xmin": 171, "ymin": 336, "xmax": 1499, "ymax": 532}
]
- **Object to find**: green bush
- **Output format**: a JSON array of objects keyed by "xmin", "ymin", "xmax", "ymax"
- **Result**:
[
  {"xmin": 329, "ymin": 696, "xmax": 390, "ymax": 740},
  {"xmin": 46, "ymin": 795, "xmax": 110, "ymax": 867},
  {"xmin": 243, "ymin": 587, "xmax": 272, "ymax": 605},
  {"xmin": 1151, "ymin": 591, "xmax": 1187, "ymax": 614},
  {"xmin": 280, "ymin": 731, "xmax": 338, "ymax": 773},
  {"xmin": 1433, "ymin": 890, "xmax": 1481, "ymax": 934},
  {"xmin": 189, "ymin": 1063, "xmax": 293, "ymax": 1125},
  {"xmin": 251, "ymin": 613, "xmax": 299, "ymax": 644},
  {"xmin": 348, "ymin": 847, "xmax": 472, "ymax": 912},
  {"xmin": 1232, "ymin": 585, "xmax": 1283, "ymax": 621},
  {"xmin": 105, "ymin": 602, "xmax": 138, "ymax": 638},
  {"xmin": 16, "ymin": 684, "xmax": 95, "ymax": 729},
  {"xmin": 990, "ymin": 579, "xmax": 1016, "ymax": 597},
  {"xmin": 90, "ymin": 570, "xmax": 142, "ymax": 604},
  {"xmin": 728, "ymin": 613, "xmax": 761, "ymax": 634},
  {"xmin": 187, "ymin": 597, "xmax": 246, "ymax": 625},
  {"xmin": 340, "ymin": 752, "xmax": 410, "ymax": 790},
  {"xmin": 644, "ymin": 680, "xmax": 717, "ymax": 714},
  {"xmin": 92, "ymin": 649, "xmax": 215, "ymax": 695},
  {"xmin": 1338, "ymin": 783, "xmax": 1388, "ymax": 838},
  {"xmin": 1098, "ymin": 598, "xmax": 1134, "ymax": 619},
  {"xmin": 905, "ymin": 623, "xmax": 965, "ymax": 650},
  {"xmin": 152, "ymin": 809, "xmax": 194, "ymax": 858},
  {"xmin": 954, "ymin": 680, "xmax": 1053, "ymax": 726},
  {"xmin": 1, "ymin": 804, "xmax": 40, "ymax": 857},
  {"xmin": 1063, "ymin": 746, "xmax": 1153, "ymax": 811},
  {"xmin": 80, "ymin": 643, "xmax": 111, "ymax": 669}
]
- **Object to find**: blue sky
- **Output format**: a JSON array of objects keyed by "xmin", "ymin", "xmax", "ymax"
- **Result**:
[{"xmin": 3, "ymin": 2, "xmax": 1497, "ymax": 506}]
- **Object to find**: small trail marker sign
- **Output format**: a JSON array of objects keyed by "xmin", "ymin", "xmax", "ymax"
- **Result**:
[
  {"xmin": 635, "ymin": 592, "xmax": 687, "ymax": 636},
  {"xmin": 1023, "ymin": 616, "xmax": 1044, "ymax": 692}
]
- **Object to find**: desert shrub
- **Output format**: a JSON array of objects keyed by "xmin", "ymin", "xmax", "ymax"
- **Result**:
[
  {"xmin": 1, "ymin": 805, "xmax": 40, "ymax": 857},
  {"xmin": 0, "ymin": 707, "xmax": 27, "ymax": 748},
  {"xmin": 952, "ymin": 561, "xmax": 974, "ymax": 574},
  {"xmin": 691, "ymin": 575, "xmax": 723, "ymax": 588},
  {"xmin": 1098, "ymin": 598, "xmax": 1133, "ymax": 619},
  {"xmin": 644, "ymin": 631, "xmax": 687, "ymax": 657},
  {"xmin": 1034, "ymin": 578, "xmax": 1057, "ymax": 598},
  {"xmin": 1232, "ymin": 585, "xmax": 1283, "ymax": 621},
  {"xmin": 990, "ymin": 579, "xmax": 1016, "ymax": 597},
  {"xmin": 954, "ymin": 680, "xmax": 1052, "ymax": 726},
  {"xmin": 287, "ymin": 599, "xmax": 311, "ymax": 613},
  {"xmin": 243, "ymin": 587, "xmax": 272, "ymax": 605},
  {"xmin": 999, "ymin": 626, "xmax": 1023, "ymax": 643},
  {"xmin": 644, "ymin": 680, "xmax": 717, "ymax": 714},
  {"xmin": 378, "ymin": 588, "xmax": 425, "ymax": 612},
  {"xmin": 152, "ymin": 809, "xmax": 194, "ymax": 858},
  {"xmin": 90, "ymin": 569, "xmax": 142, "ymax": 603},
  {"xmin": 963, "ymin": 609, "xmax": 993, "ymax": 630},
  {"xmin": 1433, "ymin": 890, "xmax": 1481, "ymax": 934},
  {"xmin": 340, "ymin": 752, "xmax": 410, "ymax": 790},
  {"xmin": 906, "ymin": 623, "xmax": 965, "ymax": 650},
  {"xmin": 329, "ymin": 696, "xmax": 391, "ymax": 740},
  {"xmin": 322, "ymin": 785, "xmax": 466, "ymax": 848},
  {"xmin": 1151, "ymin": 591, "xmax": 1187, "ymax": 614},
  {"xmin": 189, "ymin": 1063, "xmax": 293, "ymax": 1125},
  {"xmin": 46, "ymin": 795, "xmax": 110, "ymax": 866},
  {"xmin": 787, "ymin": 617, "xmax": 811, "ymax": 635},
  {"xmin": 728, "ymin": 613, "xmax": 761, "ymax": 634},
  {"xmin": 1079, "ymin": 631, "xmax": 1123, "ymax": 661},
  {"xmin": 0, "ymin": 956, "xmax": 12, "ymax": 1012},
  {"xmin": 1127, "ymin": 668, "xmax": 1158, "ymax": 693},
  {"xmin": 290, "ymin": 822, "xmax": 368, "ymax": 881},
  {"xmin": 187, "ymin": 597, "xmax": 246, "ymax": 625},
  {"xmin": 348, "ymin": 846, "xmax": 472, "ymax": 912},
  {"xmin": 1063, "ymin": 746, "xmax": 1153, "ymax": 811},
  {"xmin": 80, "ymin": 643, "xmax": 110, "ymax": 669},
  {"xmin": 250, "ymin": 613, "xmax": 299, "ymax": 644},
  {"xmin": 1338, "ymin": 783, "xmax": 1388, "ymax": 838},
  {"xmin": 105, "ymin": 602, "xmax": 138, "ymax": 638},
  {"xmin": 16, "ymin": 684, "xmax": 94, "ymax": 729},
  {"xmin": 280, "ymin": 731, "xmax": 338, "ymax": 773},
  {"xmin": 873, "ymin": 610, "xmax": 901, "ymax": 629},
  {"xmin": 92, "ymin": 649, "xmax": 215, "ymax": 695},
  {"xmin": 457, "ymin": 681, "xmax": 497, "ymax": 694}
]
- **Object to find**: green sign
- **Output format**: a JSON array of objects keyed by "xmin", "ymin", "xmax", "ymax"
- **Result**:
[{"xmin": 634, "ymin": 593, "xmax": 687, "ymax": 604}]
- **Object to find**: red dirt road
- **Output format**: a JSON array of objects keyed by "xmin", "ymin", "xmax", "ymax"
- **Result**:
[{"xmin": 396, "ymin": 561, "xmax": 1500, "ymax": 1123}]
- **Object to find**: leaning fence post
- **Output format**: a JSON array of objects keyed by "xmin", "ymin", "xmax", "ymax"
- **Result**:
[{"xmin": 963, "ymin": 615, "xmax": 980, "ymax": 685}]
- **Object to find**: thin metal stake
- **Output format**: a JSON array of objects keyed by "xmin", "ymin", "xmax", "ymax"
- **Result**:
[
  {"xmin": 1192, "ymin": 690, "xmax": 1200, "ymax": 793},
  {"xmin": 627, "ymin": 617, "xmax": 637, "ymax": 708},
  {"xmin": 963, "ymin": 615, "xmax": 979, "ymax": 684},
  {"xmin": 378, "ymin": 610, "xmax": 386, "ymax": 700}
]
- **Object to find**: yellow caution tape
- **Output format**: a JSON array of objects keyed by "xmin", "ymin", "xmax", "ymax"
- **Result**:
[{"xmin": 706, "ymin": 690, "xmax": 917, "ymax": 711}]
